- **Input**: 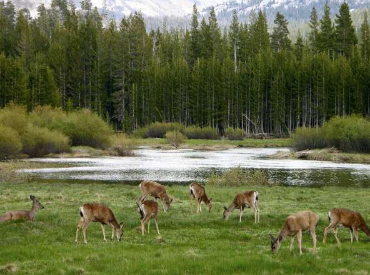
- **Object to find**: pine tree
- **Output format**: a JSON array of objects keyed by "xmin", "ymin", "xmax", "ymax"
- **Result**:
[
  {"xmin": 318, "ymin": 1, "xmax": 334, "ymax": 55},
  {"xmin": 229, "ymin": 10, "xmax": 240, "ymax": 72},
  {"xmin": 271, "ymin": 12, "xmax": 291, "ymax": 52},
  {"xmin": 190, "ymin": 4, "xmax": 200, "ymax": 64},
  {"xmin": 360, "ymin": 12, "xmax": 370, "ymax": 61},
  {"xmin": 334, "ymin": 2, "xmax": 357, "ymax": 57},
  {"xmin": 308, "ymin": 7, "xmax": 319, "ymax": 52}
]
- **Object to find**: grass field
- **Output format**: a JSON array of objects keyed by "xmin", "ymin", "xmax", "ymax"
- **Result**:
[{"xmin": 1, "ymin": 182, "xmax": 370, "ymax": 275}]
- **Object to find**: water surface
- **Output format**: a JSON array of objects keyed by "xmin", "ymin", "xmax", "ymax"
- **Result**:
[{"xmin": 20, "ymin": 147, "xmax": 370, "ymax": 187}]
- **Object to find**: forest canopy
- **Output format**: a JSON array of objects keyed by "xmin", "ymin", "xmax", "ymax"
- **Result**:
[{"xmin": 0, "ymin": 0, "xmax": 369, "ymax": 136}]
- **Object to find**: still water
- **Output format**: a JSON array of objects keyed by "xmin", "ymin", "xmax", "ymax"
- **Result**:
[{"xmin": 19, "ymin": 147, "xmax": 370, "ymax": 187}]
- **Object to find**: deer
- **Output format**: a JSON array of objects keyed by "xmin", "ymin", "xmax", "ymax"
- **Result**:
[
  {"xmin": 0, "ymin": 195, "xmax": 44, "ymax": 222},
  {"xmin": 139, "ymin": 181, "xmax": 173, "ymax": 212},
  {"xmin": 323, "ymin": 208, "xmax": 370, "ymax": 245},
  {"xmin": 137, "ymin": 198, "xmax": 160, "ymax": 236},
  {"xmin": 223, "ymin": 190, "xmax": 259, "ymax": 223},
  {"xmin": 189, "ymin": 182, "xmax": 212, "ymax": 213},
  {"xmin": 270, "ymin": 210, "xmax": 319, "ymax": 255},
  {"xmin": 75, "ymin": 203, "xmax": 124, "ymax": 244}
]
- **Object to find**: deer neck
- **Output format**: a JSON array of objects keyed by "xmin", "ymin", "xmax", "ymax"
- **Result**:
[
  {"xmin": 202, "ymin": 193, "xmax": 210, "ymax": 204},
  {"xmin": 227, "ymin": 202, "xmax": 237, "ymax": 213},
  {"xmin": 277, "ymin": 228, "xmax": 289, "ymax": 242},
  {"xmin": 110, "ymin": 218, "xmax": 120, "ymax": 229},
  {"xmin": 361, "ymin": 223, "xmax": 370, "ymax": 238},
  {"xmin": 29, "ymin": 202, "xmax": 39, "ymax": 219}
]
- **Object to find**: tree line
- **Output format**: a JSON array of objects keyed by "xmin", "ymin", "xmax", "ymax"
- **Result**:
[{"xmin": 0, "ymin": 0, "xmax": 369, "ymax": 135}]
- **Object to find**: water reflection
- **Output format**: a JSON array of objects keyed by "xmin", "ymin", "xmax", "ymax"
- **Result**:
[{"xmin": 20, "ymin": 147, "xmax": 370, "ymax": 187}]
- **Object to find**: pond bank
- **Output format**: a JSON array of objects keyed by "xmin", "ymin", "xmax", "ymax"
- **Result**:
[{"xmin": 269, "ymin": 148, "xmax": 370, "ymax": 164}]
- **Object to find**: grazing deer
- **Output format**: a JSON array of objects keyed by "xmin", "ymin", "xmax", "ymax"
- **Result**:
[
  {"xmin": 0, "ymin": 195, "xmax": 44, "ymax": 222},
  {"xmin": 75, "ymin": 203, "xmax": 123, "ymax": 244},
  {"xmin": 137, "ymin": 199, "xmax": 160, "ymax": 236},
  {"xmin": 223, "ymin": 191, "xmax": 259, "ymax": 223},
  {"xmin": 270, "ymin": 211, "xmax": 319, "ymax": 255},
  {"xmin": 323, "ymin": 208, "xmax": 370, "ymax": 245},
  {"xmin": 139, "ymin": 181, "xmax": 173, "ymax": 212},
  {"xmin": 189, "ymin": 182, "xmax": 212, "ymax": 213}
]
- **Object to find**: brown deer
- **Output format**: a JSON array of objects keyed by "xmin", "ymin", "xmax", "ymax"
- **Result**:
[
  {"xmin": 137, "ymin": 199, "xmax": 160, "ymax": 236},
  {"xmin": 75, "ymin": 203, "xmax": 123, "ymax": 244},
  {"xmin": 190, "ymin": 182, "xmax": 212, "ymax": 213},
  {"xmin": 139, "ymin": 181, "xmax": 173, "ymax": 212},
  {"xmin": 323, "ymin": 208, "xmax": 370, "ymax": 245},
  {"xmin": 0, "ymin": 195, "xmax": 44, "ymax": 222},
  {"xmin": 223, "ymin": 191, "xmax": 259, "ymax": 223},
  {"xmin": 270, "ymin": 211, "xmax": 319, "ymax": 255}
]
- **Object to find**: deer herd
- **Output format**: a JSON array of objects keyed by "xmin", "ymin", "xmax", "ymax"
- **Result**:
[{"xmin": 1, "ymin": 181, "xmax": 370, "ymax": 255}]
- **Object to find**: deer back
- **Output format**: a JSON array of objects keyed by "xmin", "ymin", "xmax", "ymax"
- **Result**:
[
  {"xmin": 140, "ymin": 181, "xmax": 167, "ymax": 199},
  {"xmin": 80, "ymin": 203, "xmax": 117, "ymax": 225}
]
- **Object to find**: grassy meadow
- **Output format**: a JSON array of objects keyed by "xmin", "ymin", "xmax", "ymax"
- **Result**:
[{"xmin": 1, "ymin": 182, "xmax": 370, "ymax": 275}]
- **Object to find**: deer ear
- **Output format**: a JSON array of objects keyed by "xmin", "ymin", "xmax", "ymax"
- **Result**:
[
  {"xmin": 170, "ymin": 198, "xmax": 173, "ymax": 203},
  {"xmin": 30, "ymin": 195, "xmax": 35, "ymax": 200},
  {"xmin": 209, "ymin": 198, "xmax": 212, "ymax": 202},
  {"xmin": 269, "ymin": 234, "xmax": 274, "ymax": 240},
  {"xmin": 119, "ymin": 222, "xmax": 124, "ymax": 228},
  {"xmin": 223, "ymin": 206, "xmax": 228, "ymax": 211}
]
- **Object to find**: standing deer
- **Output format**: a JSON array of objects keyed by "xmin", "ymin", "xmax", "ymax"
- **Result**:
[
  {"xmin": 139, "ymin": 181, "xmax": 173, "ymax": 212},
  {"xmin": 189, "ymin": 182, "xmax": 212, "ymax": 213},
  {"xmin": 223, "ymin": 191, "xmax": 259, "ymax": 223},
  {"xmin": 137, "ymin": 199, "xmax": 160, "ymax": 236},
  {"xmin": 323, "ymin": 208, "xmax": 370, "ymax": 245},
  {"xmin": 270, "ymin": 211, "xmax": 319, "ymax": 255},
  {"xmin": 0, "ymin": 195, "xmax": 44, "ymax": 222},
  {"xmin": 75, "ymin": 203, "xmax": 123, "ymax": 244}
]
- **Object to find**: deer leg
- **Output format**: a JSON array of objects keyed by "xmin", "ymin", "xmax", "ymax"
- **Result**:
[
  {"xmin": 333, "ymin": 227, "xmax": 341, "ymax": 245},
  {"xmin": 297, "ymin": 229, "xmax": 303, "ymax": 255},
  {"xmin": 195, "ymin": 200, "xmax": 199, "ymax": 214},
  {"xmin": 350, "ymin": 228, "xmax": 354, "ymax": 243},
  {"xmin": 290, "ymin": 236, "xmax": 295, "ymax": 252},
  {"xmin": 141, "ymin": 215, "xmax": 150, "ymax": 236},
  {"xmin": 147, "ymin": 219, "xmax": 150, "ymax": 233},
  {"xmin": 323, "ymin": 221, "xmax": 338, "ymax": 243},
  {"xmin": 82, "ymin": 221, "xmax": 90, "ymax": 244},
  {"xmin": 155, "ymin": 217, "xmax": 160, "ymax": 235},
  {"xmin": 310, "ymin": 226, "xmax": 317, "ymax": 253},
  {"xmin": 101, "ymin": 224, "xmax": 107, "ymax": 242},
  {"xmin": 354, "ymin": 228, "xmax": 359, "ymax": 242},
  {"xmin": 75, "ymin": 219, "xmax": 84, "ymax": 243},
  {"xmin": 199, "ymin": 199, "xmax": 202, "ymax": 213},
  {"xmin": 239, "ymin": 207, "xmax": 243, "ymax": 223},
  {"xmin": 190, "ymin": 194, "xmax": 193, "ymax": 213},
  {"xmin": 111, "ymin": 224, "xmax": 115, "ymax": 240}
]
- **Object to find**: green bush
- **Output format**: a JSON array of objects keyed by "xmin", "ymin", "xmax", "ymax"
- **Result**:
[
  {"xmin": 165, "ymin": 130, "xmax": 186, "ymax": 148},
  {"xmin": 0, "ymin": 103, "xmax": 28, "ymax": 135},
  {"xmin": 323, "ymin": 116, "xmax": 370, "ymax": 153},
  {"xmin": 292, "ymin": 116, "xmax": 370, "ymax": 153},
  {"xmin": 109, "ymin": 134, "xmax": 137, "ymax": 156},
  {"xmin": 137, "ymin": 122, "xmax": 184, "ymax": 138},
  {"xmin": 291, "ymin": 127, "xmax": 328, "ymax": 151},
  {"xmin": 0, "ymin": 124, "xmax": 22, "ymax": 159},
  {"xmin": 63, "ymin": 109, "xmax": 113, "ymax": 149},
  {"xmin": 224, "ymin": 128, "xmax": 245, "ymax": 140},
  {"xmin": 184, "ymin": 126, "xmax": 219, "ymax": 140},
  {"xmin": 29, "ymin": 105, "xmax": 68, "ymax": 131},
  {"xmin": 21, "ymin": 125, "xmax": 70, "ymax": 157},
  {"xmin": 206, "ymin": 167, "xmax": 273, "ymax": 187}
]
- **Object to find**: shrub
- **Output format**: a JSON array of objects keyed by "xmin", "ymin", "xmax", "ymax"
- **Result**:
[
  {"xmin": 132, "ymin": 127, "xmax": 149, "ymax": 138},
  {"xmin": 184, "ymin": 126, "xmax": 219, "ymax": 140},
  {"xmin": 21, "ymin": 125, "xmax": 70, "ymax": 157},
  {"xmin": 29, "ymin": 105, "xmax": 68, "ymax": 131},
  {"xmin": 323, "ymin": 116, "xmax": 370, "ymax": 153},
  {"xmin": 291, "ymin": 127, "xmax": 328, "ymax": 151},
  {"xmin": 0, "ymin": 124, "xmax": 22, "ymax": 159},
  {"xmin": 206, "ymin": 167, "xmax": 273, "ymax": 187},
  {"xmin": 139, "ymin": 122, "xmax": 184, "ymax": 138},
  {"xmin": 63, "ymin": 109, "xmax": 113, "ymax": 149},
  {"xmin": 165, "ymin": 130, "xmax": 186, "ymax": 148},
  {"xmin": 0, "ymin": 103, "xmax": 28, "ymax": 134},
  {"xmin": 224, "ymin": 128, "xmax": 245, "ymax": 140},
  {"xmin": 109, "ymin": 134, "xmax": 137, "ymax": 156}
]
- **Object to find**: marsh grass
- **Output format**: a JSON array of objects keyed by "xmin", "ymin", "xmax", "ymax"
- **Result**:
[{"xmin": 1, "ymin": 182, "xmax": 370, "ymax": 274}]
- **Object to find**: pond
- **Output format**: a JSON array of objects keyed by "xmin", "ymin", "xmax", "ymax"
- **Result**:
[{"xmin": 19, "ymin": 147, "xmax": 370, "ymax": 187}]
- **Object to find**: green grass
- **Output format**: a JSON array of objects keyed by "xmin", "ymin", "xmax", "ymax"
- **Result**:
[
  {"xmin": 1, "ymin": 182, "xmax": 370, "ymax": 274},
  {"xmin": 136, "ymin": 138, "xmax": 291, "ymax": 148}
]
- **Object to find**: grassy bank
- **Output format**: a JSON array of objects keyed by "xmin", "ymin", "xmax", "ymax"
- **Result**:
[
  {"xmin": 136, "ymin": 137, "xmax": 291, "ymax": 149},
  {"xmin": 1, "ymin": 182, "xmax": 370, "ymax": 275},
  {"xmin": 271, "ymin": 148, "xmax": 370, "ymax": 164}
]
